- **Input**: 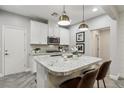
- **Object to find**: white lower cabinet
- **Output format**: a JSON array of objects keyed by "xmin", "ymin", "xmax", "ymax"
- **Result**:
[{"xmin": 60, "ymin": 27, "xmax": 70, "ymax": 45}]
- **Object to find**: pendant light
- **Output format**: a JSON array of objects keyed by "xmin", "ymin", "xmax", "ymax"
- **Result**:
[
  {"xmin": 79, "ymin": 5, "xmax": 89, "ymax": 31},
  {"xmin": 58, "ymin": 5, "xmax": 70, "ymax": 26}
]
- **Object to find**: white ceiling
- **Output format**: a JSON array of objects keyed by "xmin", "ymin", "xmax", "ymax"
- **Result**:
[{"xmin": 0, "ymin": 5, "xmax": 106, "ymax": 25}]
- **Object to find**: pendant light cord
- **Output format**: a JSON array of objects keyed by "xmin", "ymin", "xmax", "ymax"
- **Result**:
[
  {"xmin": 83, "ymin": 5, "xmax": 84, "ymax": 22},
  {"xmin": 63, "ymin": 5, "xmax": 66, "ymax": 14}
]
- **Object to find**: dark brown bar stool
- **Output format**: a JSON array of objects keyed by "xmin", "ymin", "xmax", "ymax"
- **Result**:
[
  {"xmin": 59, "ymin": 68, "xmax": 98, "ymax": 88},
  {"xmin": 96, "ymin": 60, "xmax": 111, "ymax": 88}
]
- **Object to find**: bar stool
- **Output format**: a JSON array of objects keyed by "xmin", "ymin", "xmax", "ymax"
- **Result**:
[
  {"xmin": 59, "ymin": 68, "xmax": 99, "ymax": 88},
  {"xmin": 96, "ymin": 60, "xmax": 111, "ymax": 88}
]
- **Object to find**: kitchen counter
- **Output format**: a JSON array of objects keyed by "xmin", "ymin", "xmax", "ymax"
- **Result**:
[
  {"xmin": 30, "ymin": 52, "xmax": 72, "ymax": 73},
  {"xmin": 34, "ymin": 55, "xmax": 102, "ymax": 76},
  {"xmin": 30, "ymin": 52, "xmax": 62, "ymax": 56},
  {"xmin": 35, "ymin": 55, "xmax": 102, "ymax": 87}
]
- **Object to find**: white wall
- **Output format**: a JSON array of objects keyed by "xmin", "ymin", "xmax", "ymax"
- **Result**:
[
  {"xmin": 69, "ymin": 25, "xmax": 92, "ymax": 56},
  {"xmin": 69, "ymin": 15, "xmax": 112, "ymax": 55},
  {"xmin": 117, "ymin": 12, "xmax": 124, "ymax": 77},
  {"xmin": 0, "ymin": 10, "xmax": 31, "ymax": 74},
  {"xmin": 69, "ymin": 14, "xmax": 118, "ymax": 76}
]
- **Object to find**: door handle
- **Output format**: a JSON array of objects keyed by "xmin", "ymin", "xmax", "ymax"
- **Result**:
[
  {"xmin": 5, "ymin": 50, "xmax": 9, "ymax": 55},
  {"xmin": 5, "ymin": 53, "xmax": 9, "ymax": 55}
]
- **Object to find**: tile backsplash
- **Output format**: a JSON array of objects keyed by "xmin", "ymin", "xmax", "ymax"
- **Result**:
[{"xmin": 30, "ymin": 45, "xmax": 69, "ymax": 53}]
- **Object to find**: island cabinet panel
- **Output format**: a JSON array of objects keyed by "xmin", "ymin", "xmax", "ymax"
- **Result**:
[
  {"xmin": 60, "ymin": 27, "xmax": 70, "ymax": 45},
  {"xmin": 30, "ymin": 55, "xmax": 37, "ymax": 73},
  {"xmin": 30, "ymin": 20, "xmax": 48, "ymax": 44}
]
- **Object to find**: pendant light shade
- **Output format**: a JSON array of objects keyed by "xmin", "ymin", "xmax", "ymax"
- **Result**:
[
  {"xmin": 79, "ymin": 21, "xmax": 88, "ymax": 31},
  {"xmin": 58, "ymin": 6, "xmax": 70, "ymax": 26},
  {"xmin": 79, "ymin": 5, "xmax": 88, "ymax": 31}
]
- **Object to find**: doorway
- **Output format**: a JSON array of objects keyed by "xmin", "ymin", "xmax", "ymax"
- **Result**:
[
  {"xmin": 91, "ymin": 27, "xmax": 110, "ymax": 61},
  {"xmin": 2, "ymin": 25, "xmax": 27, "ymax": 76}
]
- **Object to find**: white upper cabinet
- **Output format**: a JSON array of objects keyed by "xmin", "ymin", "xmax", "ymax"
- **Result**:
[
  {"xmin": 30, "ymin": 20, "xmax": 48, "ymax": 44},
  {"xmin": 54, "ymin": 24, "xmax": 60, "ymax": 37},
  {"xmin": 60, "ymin": 27, "xmax": 70, "ymax": 45},
  {"xmin": 48, "ymin": 20, "xmax": 60, "ymax": 37}
]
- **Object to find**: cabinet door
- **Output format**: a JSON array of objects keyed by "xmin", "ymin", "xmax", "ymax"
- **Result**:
[
  {"xmin": 54, "ymin": 24, "xmax": 60, "ymax": 37},
  {"xmin": 30, "ymin": 20, "xmax": 48, "ymax": 44},
  {"xmin": 40, "ymin": 23, "xmax": 48, "ymax": 44},
  {"xmin": 48, "ymin": 21, "xmax": 60, "ymax": 37},
  {"xmin": 48, "ymin": 21, "xmax": 54, "ymax": 37},
  {"xmin": 60, "ymin": 27, "xmax": 70, "ymax": 45}
]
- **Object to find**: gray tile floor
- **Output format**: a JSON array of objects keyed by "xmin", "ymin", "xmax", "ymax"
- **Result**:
[
  {"xmin": 0, "ymin": 72, "xmax": 123, "ymax": 88},
  {"xmin": 0, "ymin": 72, "xmax": 36, "ymax": 88}
]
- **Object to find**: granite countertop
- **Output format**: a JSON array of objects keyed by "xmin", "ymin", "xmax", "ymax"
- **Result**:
[
  {"xmin": 30, "ymin": 52, "xmax": 72, "ymax": 56},
  {"xmin": 30, "ymin": 52, "xmax": 62, "ymax": 56},
  {"xmin": 34, "ymin": 55, "xmax": 102, "ymax": 76}
]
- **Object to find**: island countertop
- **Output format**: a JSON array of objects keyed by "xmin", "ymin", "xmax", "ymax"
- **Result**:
[{"xmin": 34, "ymin": 55, "xmax": 102, "ymax": 76}]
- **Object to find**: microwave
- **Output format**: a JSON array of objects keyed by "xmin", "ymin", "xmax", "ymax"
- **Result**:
[{"xmin": 47, "ymin": 37, "xmax": 60, "ymax": 44}]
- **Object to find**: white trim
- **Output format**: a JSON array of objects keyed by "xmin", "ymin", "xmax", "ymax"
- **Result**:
[
  {"xmin": 109, "ymin": 74, "xmax": 120, "ymax": 80},
  {"xmin": 2, "ymin": 26, "xmax": 5, "ymax": 76},
  {"xmin": 25, "ymin": 68, "xmax": 31, "ymax": 72},
  {"xmin": 118, "ymin": 73, "xmax": 124, "ymax": 79},
  {"xmin": 2, "ymin": 25, "xmax": 27, "ymax": 76}
]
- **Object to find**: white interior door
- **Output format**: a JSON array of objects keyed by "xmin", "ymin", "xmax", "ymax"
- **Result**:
[
  {"xmin": 3, "ymin": 25, "xmax": 26, "ymax": 75},
  {"xmin": 91, "ymin": 31, "xmax": 100, "ymax": 57},
  {"xmin": 91, "ymin": 28, "xmax": 110, "ymax": 61},
  {"xmin": 99, "ymin": 30, "xmax": 110, "ymax": 61}
]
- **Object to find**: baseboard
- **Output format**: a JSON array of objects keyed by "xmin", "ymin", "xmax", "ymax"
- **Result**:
[
  {"xmin": 25, "ymin": 68, "xmax": 31, "ymax": 72},
  {"xmin": 109, "ymin": 74, "xmax": 120, "ymax": 80},
  {"xmin": 118, "ymin": 73, "xmax": 124, "ymax": 79}
]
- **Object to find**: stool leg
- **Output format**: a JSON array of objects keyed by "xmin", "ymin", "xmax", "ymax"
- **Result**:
[
  {"xmin": 97, "ymin": 80, "xmax": 99, "ymax": 88},
  {"xmin": 103, "ymin": 79, "xmax": 106, "ymax": 88},
  {"xmin": 35, "ymin": 79, "xmax": 37, "ymax": 84}
]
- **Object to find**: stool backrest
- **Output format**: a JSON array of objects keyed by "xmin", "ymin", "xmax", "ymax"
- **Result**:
[
  {"xmin": 96, "ymin": 60, "xmax": 111, "ymax": 80},
  {"xmin": 78, "ymin": 68, "xmax": 99, "ymax": 88}
]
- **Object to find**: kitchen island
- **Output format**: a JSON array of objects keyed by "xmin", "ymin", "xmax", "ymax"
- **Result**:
[{"xmin": 34, "ymin": 55, "xmax": 102, "ymax": 88}]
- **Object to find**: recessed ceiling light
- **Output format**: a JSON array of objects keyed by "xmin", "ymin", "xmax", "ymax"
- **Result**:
[{"xmin": 92, "ymin": 8, "xmax": 98, "ymax": 12}]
